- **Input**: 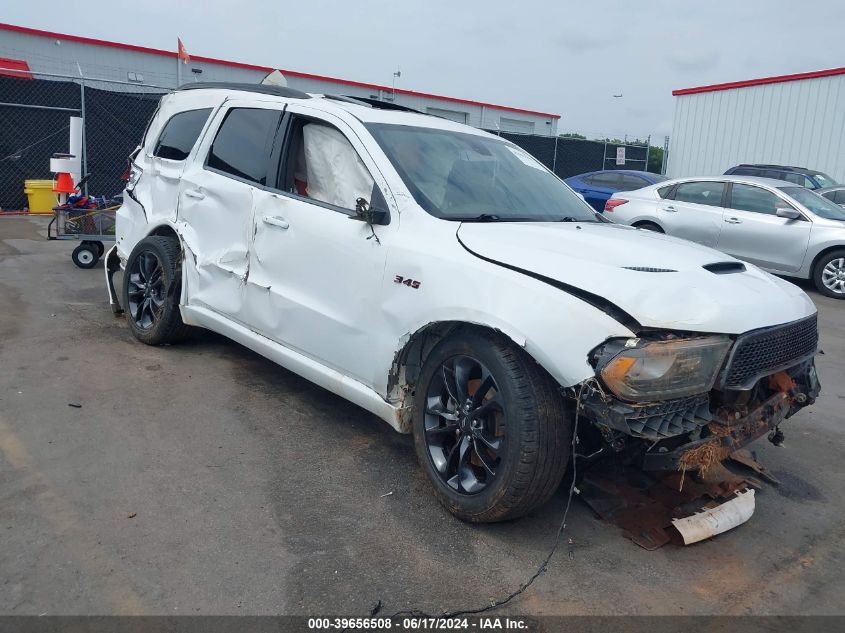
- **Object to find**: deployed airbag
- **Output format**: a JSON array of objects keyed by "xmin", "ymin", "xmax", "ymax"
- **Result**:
[{"xmin": 303, "ymin": 123, "xmax": 374, "ymax": 209}]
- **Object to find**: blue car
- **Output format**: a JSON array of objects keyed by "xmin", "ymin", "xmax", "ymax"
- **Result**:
[{"xmin": 565, "ymin": 170, "xmax": 668, "ymax": 212}]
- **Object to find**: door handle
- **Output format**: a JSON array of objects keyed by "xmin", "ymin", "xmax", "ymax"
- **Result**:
[
  {"xmin": 663, "ymin": 205, "xmax": 677, "ymax": 212},
  {"xmin": 725, "ymin": 217, "xmax": 742, "ymax": 224},
  {"xmin": 184, "ymin": 189, "xmax": 205, "ymax": 200},
  {"xmin": 262, "ymin": 215, "xmax": 289, "ymax": 229}
]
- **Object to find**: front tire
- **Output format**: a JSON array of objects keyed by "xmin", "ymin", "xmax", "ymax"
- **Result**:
[
  {"xmin": 413, "ymin": 329, "xmax": 571, "ymax": 523},
  {"xmin": 813, "ymin": 249, "xmax": 845, "ymax": 299},
  {"xmin": 123, "ymin": 236, "xmax": 192, "ymax": 344}
]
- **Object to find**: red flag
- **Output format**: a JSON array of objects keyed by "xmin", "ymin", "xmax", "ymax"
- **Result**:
[{"xmin": 177, "ymin": 38, "xmax": 190, "ymax": 65}]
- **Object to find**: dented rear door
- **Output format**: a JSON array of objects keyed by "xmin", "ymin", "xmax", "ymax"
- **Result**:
[{"xmin": 178, "ymin": 100, "xmax": 285, "ymax": 324}]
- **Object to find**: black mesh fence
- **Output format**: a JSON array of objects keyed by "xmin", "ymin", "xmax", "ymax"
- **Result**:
[
  {"xmin": 0, "ymin": 70, "xmax": 166, "ymax": 211},
  {"xmin": 489, "ymin": 131, "xmax": 650, "ymax": 180},
  {"xmin": 0, "ymin": 70, "xmax": 653, "ymax": 211}
]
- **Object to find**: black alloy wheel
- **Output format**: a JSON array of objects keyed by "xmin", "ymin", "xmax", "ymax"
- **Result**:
[
  {"xmin": 126, "ymin": 250, "xmax": 165, "ymax": 330},
  {"xmin": 424, "ymin": 355, "xmax": 505, "ymax": 494}
]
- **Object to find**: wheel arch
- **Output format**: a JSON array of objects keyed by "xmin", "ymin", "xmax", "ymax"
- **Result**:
[
  {"xmin": 146, "ymin": 223, "xmax": 181, "ymax": 242},
  {"xmin": 386, "ymin": 319, "xmax": 547, "ymax": 428},
  {"xmin": 632, "ymin": 218, "xmax": 664, "ymax": 231},
  {"xmin": 808, "ymin": 244, "xmax": 845, "ymax": 279}
]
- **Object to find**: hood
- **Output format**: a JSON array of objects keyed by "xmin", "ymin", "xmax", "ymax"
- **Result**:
[{"xmin": 457, "ymin": 222, "xmax": 815, "ymax": 334}]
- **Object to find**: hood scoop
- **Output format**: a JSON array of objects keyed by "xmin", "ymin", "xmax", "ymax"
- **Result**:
[
  {"xmin": 704, "ymin": 262, "xmax": 747, "ymax": 274},
  {"xmin": 623, "ymin": 266, "xmax": 677, "ymax": 273}
]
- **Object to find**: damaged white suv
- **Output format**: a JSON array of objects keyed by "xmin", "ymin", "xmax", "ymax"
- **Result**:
[{"xmin": 107, "ymin": 83, "xmax": 820, "ymax": 524}]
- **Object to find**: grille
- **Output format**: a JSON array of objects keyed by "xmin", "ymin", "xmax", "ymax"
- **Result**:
[{"xmin": 722, "ymin": 315, "xmax": 818, "ymax": 389}]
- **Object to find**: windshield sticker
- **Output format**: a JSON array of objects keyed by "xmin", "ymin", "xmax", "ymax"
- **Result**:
[{"xmin": 506, "ymin": 146, "xmax": 545, "ymax": 170}]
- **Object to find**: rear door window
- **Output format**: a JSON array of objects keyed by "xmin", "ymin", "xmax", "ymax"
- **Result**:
[
  {"xmin": 783, "ymin": 172, "xmax": 812, "ymax": 187},
  {"xmin": 673, "ymin": 181, "xmax": 725, "ymax": 207},
  {"xmin": 620, "ymin": 174, "xmax": 648, "ymax": 189},
  {"xmin": 153, "ymin": 108, "xmax": 212, "ymax": 161},
  {"xmin": 590, "ymin": 172, "xmax": 622, "ymax": 188},
  {"xmin": 207, "ymin": 108, "xmax": 282, "ymax": 185},
  {"xmin": 835, "ymin": 190, "xmax": 845, "ymax": 204}
]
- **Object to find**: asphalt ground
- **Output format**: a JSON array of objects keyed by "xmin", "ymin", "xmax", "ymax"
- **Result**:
[{"xmin": 1, "ymin": 214, "xmax": 843, "ymax": 616}]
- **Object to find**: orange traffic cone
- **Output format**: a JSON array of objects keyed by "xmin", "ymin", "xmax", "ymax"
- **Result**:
[{"xmin": 53, "ymin": 172, "xmax": 76, "ymax": 194}]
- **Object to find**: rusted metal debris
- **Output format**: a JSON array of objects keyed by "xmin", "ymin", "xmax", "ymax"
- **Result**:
[{"xmin": 579, "ymin": 452, "xmax": 771, "ymax": 550}]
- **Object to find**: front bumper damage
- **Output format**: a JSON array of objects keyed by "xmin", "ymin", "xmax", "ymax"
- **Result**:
[{"xmin": 576, "ymin": 352, "xmax": 820, "ymax": 549}]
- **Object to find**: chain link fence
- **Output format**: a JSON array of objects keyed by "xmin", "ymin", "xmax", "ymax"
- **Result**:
[
  {"xmin": 0, "ymin": 66, "xmax": 658, "ymax": 211},
  {"xmin": 0, "ymin": 68, "xmax": 167, "ymax": 211},
  {"xmin": 489, "ymin": 131, "xmax": 652, "ymax": 180}
]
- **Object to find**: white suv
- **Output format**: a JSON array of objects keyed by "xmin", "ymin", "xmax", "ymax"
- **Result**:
[{"xmin": 106, "ymin": 82, "xmax": 820, "ymax": 523}]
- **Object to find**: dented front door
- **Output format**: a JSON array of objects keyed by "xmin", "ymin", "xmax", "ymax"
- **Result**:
[
  {"xmin": 179, "ymin": 100, "xmax": 284, "ymax": 323},
  {"xmin": 244, "ymin": 106, "xmax": 396, "ymax": 387}
]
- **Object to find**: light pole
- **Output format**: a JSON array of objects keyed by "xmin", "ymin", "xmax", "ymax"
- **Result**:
[{"xmin": 391, "ymin": 67, "xmax": 401, "ymax": 101}]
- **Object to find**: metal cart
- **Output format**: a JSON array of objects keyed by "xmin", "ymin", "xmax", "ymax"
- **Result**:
[{"xmin": 48, "ymin": 199, "xmax": 118, "ymax": 268}]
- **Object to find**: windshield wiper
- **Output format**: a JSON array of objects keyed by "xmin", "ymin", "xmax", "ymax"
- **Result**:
[{"xmin": 453, "ymin": 213, "xmax": 502, "ymax": 222}]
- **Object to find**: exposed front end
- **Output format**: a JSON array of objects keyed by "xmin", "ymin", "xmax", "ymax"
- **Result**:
[{"xmin": 582, "ymin": 313, "xmax": 820, "ymax": 468}]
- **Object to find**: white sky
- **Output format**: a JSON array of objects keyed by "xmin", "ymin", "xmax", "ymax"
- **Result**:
[{"xmin": 5, "ymin": 0, "xmax": 845, "ymax": 139}]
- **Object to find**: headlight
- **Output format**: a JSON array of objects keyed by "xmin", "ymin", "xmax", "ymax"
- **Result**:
[{"xmin": 595, "ymin": 336, "xmax": 731, "ymax": 402}]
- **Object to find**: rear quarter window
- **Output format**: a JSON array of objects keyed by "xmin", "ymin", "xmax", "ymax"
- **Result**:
[
  {"xmin": 153, "ymin": 108, "xmax": 213, "ymax": 161},
  {"xmin": 657, "ymin": 184, "xmax": 675, "ymax": 199}
]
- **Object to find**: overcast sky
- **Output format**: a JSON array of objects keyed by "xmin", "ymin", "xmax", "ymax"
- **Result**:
[{"xmin": 6, "ymin": 0, "xmax": 845, "ymax": 140}]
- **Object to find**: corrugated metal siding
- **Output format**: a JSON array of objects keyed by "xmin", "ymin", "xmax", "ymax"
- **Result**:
[
  {"xmin": 667, "ymin": 74, "xmax": 845, "ymax": 182},
  {"xmin": 0, "ymin": 28, "xmax": 558, "ymax": 135}
]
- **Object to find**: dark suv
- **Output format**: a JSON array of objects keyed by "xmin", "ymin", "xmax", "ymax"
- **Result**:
[{"xmin": 724, "ymin": 164, "xmax": 837, "ymax": 190}]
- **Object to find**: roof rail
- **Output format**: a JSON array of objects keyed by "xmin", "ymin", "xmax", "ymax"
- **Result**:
[
  {"xmin": 178, "ymin": 82, "xmax": 311, "ymax": 99},
  {"xmin": 343, "ymin": 95, "xmax": 426, "ymax": 114},
  {"xmin": 321, "ymin": 94, "xmax": 372, "ymax": 106},
  {"xmin": 738, "ymin": 163, "xmax": 808, "ymax": 170}
]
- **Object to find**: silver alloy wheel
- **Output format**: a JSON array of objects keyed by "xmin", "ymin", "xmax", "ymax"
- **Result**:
[{"xmin": 822, "ymin": 257, "xmax": 845, "ymax": 294}]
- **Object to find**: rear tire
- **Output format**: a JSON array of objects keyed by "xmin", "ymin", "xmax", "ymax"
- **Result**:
[
  {"xmin": 123, "ymin": 236, "xmax": 192, "ymax": 345},
  {"xmin": 813, "ymin": 249, "xmax": 845, "ymax": 299},
  {"xmin": 412, "ymin": 328, "xmax": 571, "ymax": 523},
  {"xmin": 634, "ymin": 221, "xmax": 664, "ymax": 233}
]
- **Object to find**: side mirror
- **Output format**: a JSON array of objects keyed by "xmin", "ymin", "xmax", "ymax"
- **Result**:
[
  {"xmin": 776, "ymin": 207, "xmax": 801, "ymax": 220},
  {"xmin": 350, "ymin": 185, "xmax": 390, "ymax": 226}
]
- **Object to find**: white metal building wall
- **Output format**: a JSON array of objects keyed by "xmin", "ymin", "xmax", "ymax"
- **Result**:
[
  {"xmin": 667, "ymin": 73, "xmax": 845, "ymax": 182},
  {"xmin": 0, "ymin": 26, "xmax": 559, "ymax": 135}
]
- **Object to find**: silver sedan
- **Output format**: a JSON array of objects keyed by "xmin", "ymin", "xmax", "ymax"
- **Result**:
[{"xmin": 605, "ymin": 175, "xmax": 845, "ymax": 298}]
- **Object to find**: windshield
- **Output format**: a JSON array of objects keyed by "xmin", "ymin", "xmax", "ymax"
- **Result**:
[
  {"xmin": 781, "ymin": 186, "xmax": 845, "ymax": 221},
  {"xmin": 366, "ymin": 123, "xmax": 598, "ymax": 222},
  {"xmin": 811, "ymin": 172, "xmax": 837, "ymax": 188}
]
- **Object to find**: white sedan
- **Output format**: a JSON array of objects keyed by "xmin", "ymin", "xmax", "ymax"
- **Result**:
[{"xmin": 605, "ymin": 175, "xmax": 845, "ymax": 298}]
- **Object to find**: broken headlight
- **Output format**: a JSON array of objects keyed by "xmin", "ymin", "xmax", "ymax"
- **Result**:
[{"xmin": 594, "ymin": 336, "xmax": 731, "ymax": 402}]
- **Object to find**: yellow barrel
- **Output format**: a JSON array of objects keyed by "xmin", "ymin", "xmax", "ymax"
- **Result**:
[{"xmin": 23, "ymin": 179, "xmax": 58, "ymax": 214}]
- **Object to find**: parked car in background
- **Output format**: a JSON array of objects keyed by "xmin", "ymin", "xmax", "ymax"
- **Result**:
[
  {"xmin": 605, "ymin": 175, "xmax": 845, "ymax": 298},
  {"xmin": 724, "ymin": 164, "xmax": 838, "ymax": 190},
  {"xmin": 565, "ymin": 169, "xmax": 667, "ymax": 212},
  {"xmin": 819, "ymin": 186, "xmax": 845, "ymax": 208}
]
